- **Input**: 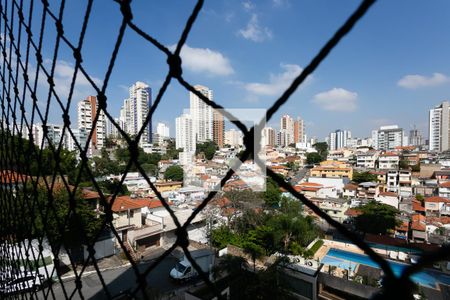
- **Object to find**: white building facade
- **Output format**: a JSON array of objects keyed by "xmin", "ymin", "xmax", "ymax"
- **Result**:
[
  {"xmin": 429, "ymin": 101, "xmax": 450, "ymax": 152},
  {"xmin": 190, "ymin": 85, "xmax": 213, "ymax": 143},
  {"xmin": 119, "ymin": 81, "xmax": 152, "ymax": 144}
]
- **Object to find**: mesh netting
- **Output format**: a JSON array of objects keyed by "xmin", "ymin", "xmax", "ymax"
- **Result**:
[{"xmin": 0, "ymin": 0, "xmax": 448, "ymax": 299}]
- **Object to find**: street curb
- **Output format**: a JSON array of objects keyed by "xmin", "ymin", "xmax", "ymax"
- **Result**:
[{"xmin": 60, "ymin": 263, "xmax": 131, "ymax": 282}]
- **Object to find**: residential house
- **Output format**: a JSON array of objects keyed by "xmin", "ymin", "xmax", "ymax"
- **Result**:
[
  {"xmin": 343, "ymin": 183, "xmax": 358, "ymax": 198},
  {"xmin": 317, "ymin": 198, "xmax": 350, "ymax": 223},
  {"xmin": 424, "ymin": 196, "xmax": 450, "ymax": 217},
  {"xmin": 375, "ymin": 191, "xmax": 399, "ymax": 209},
  {"xmin": 295, "ymin": 182, "xmax": 338, "ymax": 199},
  {"xmin": 310, "ymin": 161, "xmax": 353, "ymax": 180},
  {"xmin": 439, "ymin": 181, "xmax": 450, "ymax": 198},
  {"xmin": 411, "ymin": 214, "xmax": 427, "ymax": 243},
  {"xmin": 394, "ymin": 220, "xmax": 409, "ymax": 240},
  {"xmin": 369, "ymin": 170, "xmax": 387, "ymax": 185},
  {"xmin": 378, "ymin": 153, "xmax": 400, "ymax": 170},
  {"xmin": 308, "ymin": 177, "xmax": 350, "ymax": 194},
  {"xmin": 155, "ymin": 181, "xmax": 183, "ymax": 192},
  {"xmin": 357, "ymin": 182, "xmax": 379, "ymax": 199},
  {"xmin": 432, "ymin": 170, "xmax": 450, "ymax": 185},
  {"xmin": 356, "ymin": 151, "xmax": 378, "ymax": 169}
]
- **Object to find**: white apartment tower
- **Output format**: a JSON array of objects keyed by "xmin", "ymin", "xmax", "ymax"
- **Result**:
[
  {"xmin": 372, "ymin": 125, "xmax": 404, "ymax": 150},
  {"xmin": 78, "ymin": 96, "xmax": 107, "ymax": 153},
  {"xmin": 280, "ymin": 115, "xmax": 294, "ymax": 145},
  {"xmin": 262, "ymin": 127, "xmax": 276, "ymax": 147},
  {"xmin": 176, "ymin": 113, "xmax": 195, "ymax": 153},
  {"xmin": 328, "ymin": 129, "xmax": 351, "ymax": 151},
  {"xmin": 429, "ymin": 101, "xmax": 450, "ymax": 152},
  {"xmin": 225, "ymin": 129, "xmax": 243, "ymax": 147},
  {"xmin": 190, "ymin": 85, "xmax": 213, "ymax": 143},
  {"xmin": 119, "ymin": 81, "xmax": 152, "ymax": 144}
]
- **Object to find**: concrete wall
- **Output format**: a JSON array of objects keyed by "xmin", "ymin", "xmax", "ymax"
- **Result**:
[
  {"xmin": 83, "ymin": 237, "xmax": 115, "ymax": 260},
  {"xmin": 114, "ymin": 210, "xmax": 142, "ymax": 228}
]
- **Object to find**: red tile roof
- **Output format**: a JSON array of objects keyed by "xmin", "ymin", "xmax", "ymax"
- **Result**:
[
  {"xmin": 379, "ymin": 191, "xmax": 398, "ymax": 197},
  {"xmin": 440, "ymin": 181, "xmax": 450, "ymax": 188},
  {"xmin": 111, "ymin": 196, "xmax": 168, "ymax": 212},
  {"xmin": 412, "ymin": 200, "xmax": 425, "ymax": 212},
  {"xmin": 345, "ymin": 208, "xmax": 362, "ymax": 217},
  {"xmin": 412, "ymin": 214, "xmax": 426, "ymax": 222},
  {"xmin": 425, "ymin": 196, "xmax": 450, "ymax": 203},
  {"xmin": 81, "ymin": 189, "xmax": 101, "ymax": 200},
  {"xmin": 299, "ymin": 182, "xmax": 323, "ymax": 187},
  {"xmin": 369, "ymin": 171, "xmax": 387, "ymax": 175},
  {"xmin": 396, "ymin": 221, "xmax": 409, "ymax": 232},
  {"xmin": 344, "ymin": 183, "xmax": 358, "ymax": 191},
  {"xmin": 411, "ymin": 221, "xmax": 426, "ymax": 231},
  {"xmin": 0, "ymin": 170, "xmax": 29, "ymax": 184}
]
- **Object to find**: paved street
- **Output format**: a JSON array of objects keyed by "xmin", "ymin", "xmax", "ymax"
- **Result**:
[{"xmin": 35, "ymin": 253, "xmax": 196, "ymax": 299}]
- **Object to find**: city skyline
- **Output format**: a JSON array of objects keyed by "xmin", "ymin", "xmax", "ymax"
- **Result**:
[{"xmin": 30, "ymin": 1, "xmax": 449, "ymax": 141}]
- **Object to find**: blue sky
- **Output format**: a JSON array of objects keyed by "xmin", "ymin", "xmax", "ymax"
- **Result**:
[{"xmin": 25, "ymin": 0, "xmax": 450, "ymax": 140}]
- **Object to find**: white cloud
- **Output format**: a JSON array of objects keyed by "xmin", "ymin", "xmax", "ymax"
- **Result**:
[
  {"xmin": 50, "ymin": 60, "xmax": 102, "ymax": 99},
  {"xmin": 244, "ymin": 63, "xmax": 306, "ymax": 96},
  {"xmin": 238, "ymin": 14, "xmax": 272, "ymax": 42},
  {"xmin": 397, "ymin": 72, "xmax": 450, "ymax": 89},
  {"xmin": 170, "ymin": 44, "xmax": 234, "ymax": 76},
  {"xmin": 242, "ymin": 1, "xmax": 255, "ymax": 11},
  {"xmin": 272, "ymin": 0, "xmax": 289, "ymax": 7},
  {"xmin": 312, "ymin": 88, "xmax": 358, "ymax": 112}
]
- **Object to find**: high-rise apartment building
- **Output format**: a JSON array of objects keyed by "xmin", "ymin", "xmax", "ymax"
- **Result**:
[
  {"xmin": 32, "ymin": 123, "xmax": 65, "ymax": 149},
  {"xmin": 409, "ymin": 127, "xmax": 424, "ymax": 147},
  {"xmin": 429, "ymin": 101, "xmax": 450, "ymax": 152},
  {"xmin": 156, "ymin": 122, "xmax": 170, "ymax": 138},
  {"xmin": 78, "ymin": 96, "xmax": 107, "ymax": 153},
  {"xmin": 119, "ymin": 81, "xmax": 152, "ymax": 144},
  {"xmin": 176, "ymin": 113, "xmax": 195, "ymax": 153},
  {"xmin": 262, "ymin": 127, "xmax": 276, "ymax": 147},
  {"xmin": 190, "ymin": 85, "xmax": 213, "ymax": 143},
  {"xmin": 328, "ymin": 129, "xmax": 351, "ymax": 151},
  {"xmin": 372, "ymin": 125, "xmax": 404, "ymax": 150},
  {"xmin": 293, "ymin": 117, "xmax": 305, "ymax": 144},
  {"xmin": 225, "ymin": 129, "xmax": 243, "ymax": 147},
  {"xmin": 280, "ymin": 115, "xmax": 294, "ymax": 145},
  {"xmin": 154, "ymin": 122, "xmax": 170, "ymax": 145},
  {"xmin": 213, "ymin": 110, "xmax": 224, "ymax": 148}
]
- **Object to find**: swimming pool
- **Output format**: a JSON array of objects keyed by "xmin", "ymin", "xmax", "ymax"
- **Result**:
[{"xmin": 322, "ymin": 248, "xmax": 450, "ymax": 288}]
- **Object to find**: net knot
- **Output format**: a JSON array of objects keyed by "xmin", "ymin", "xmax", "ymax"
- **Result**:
[
  {"xmin": 73, "ymin": 48, "xmax": 83, "ymax": 63},
  {"xmin": 120, "ymin": 0, "xmax": 133, "ymax": 22},
  {"xmin": 97, "ymin": 93, "xmax": 107, "ymax": 110},
  {"xmin": 167, "ymin": 54, "xmax": 182, "ymax": 78},
  {"xmin": 176, "ymin": 227, "xmax": 189, "ymax": 248},
  {"xmin": 55, "ymin": 20, "xmax": 64, "ymax": 36}
]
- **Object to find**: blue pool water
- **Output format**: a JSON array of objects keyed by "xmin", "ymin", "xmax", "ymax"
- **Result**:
[{"xmin": 323, "ymin": 248, "xmax": 450, "ymax": 288}]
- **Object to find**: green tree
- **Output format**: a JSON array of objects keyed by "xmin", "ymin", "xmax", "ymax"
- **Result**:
[
  {"xmin": 98, "ymin": 179, "xmax": 130, "ymax": 196},
  {"xmin": 411, "ymin": 164, "xmax": 420, "ymax": 172},
  {"xmin": 211, "ymin": 226, "xmax": 236, "ymax": 249},
  {"xmin": 399, "ymin": 159, "xmax": 409, "ymax": 170},
  {"xmin": 164, "ymin": 165, "xmax": 183, "ymax": 181},
  {"xmin": 416, "ymin": 194, "xmax": 424, "ymax": 205},
  {"xmin": 196, "ymin": 141, "xmax": 218, "ymax": 160},
  {"xmin": 354, "ymin": 201, "xmax": 399, "ymax": 235},
  {"xmin": 313, "ymin": 142, "xmax": 328, "ymax": 160},
  {"xmin": 242, "ymin": 238, "xmax": 265, "ymax": 271},
  {"xmin": 162, "ymin": 140, "xmax": 182, "ymax": 160},
  {"xmin": 352, "ymin": 171, "xmax": 378, "ymax": 183},
  {"xmin": 263, "ymin": 177, "xmax": 282, "ymax": 208},
  {"xmin": 306, "ymin": 152, "xmax": 322, "ymax": 165}
]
